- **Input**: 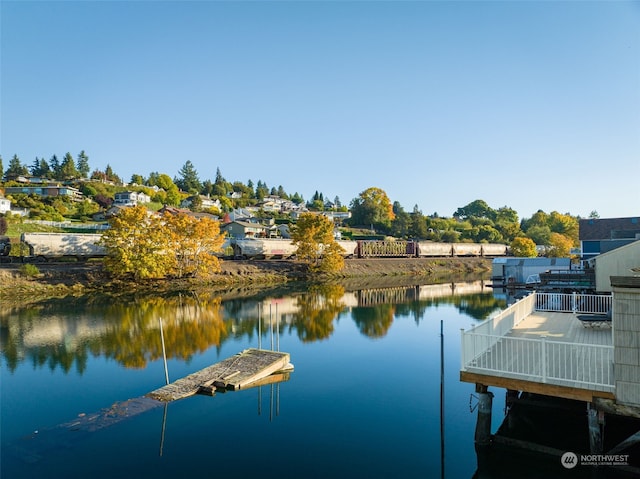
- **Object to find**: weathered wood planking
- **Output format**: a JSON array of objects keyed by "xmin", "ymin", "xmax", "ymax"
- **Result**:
[{"xmin": 146, "ymin": 348, "xmax": 292, "ymax": 402}]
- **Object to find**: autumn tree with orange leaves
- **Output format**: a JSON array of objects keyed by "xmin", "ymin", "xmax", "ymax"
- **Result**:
[{"xmin": 100, "ymin": 205, "xmax": 224, "ymax": 280}]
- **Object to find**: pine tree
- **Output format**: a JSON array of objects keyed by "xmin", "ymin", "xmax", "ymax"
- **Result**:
[
  {"xmin": 77, "ymin": 151, "xmax": 90, "ymax": 178},
  {"xmin": 175, "ymin": 160, "xmax": 202, "ymax": 193},
  {"xmin": 60, "ymin": 152, "xmax": 79, "ymax": 179},
  {"xmin": 5, "ymin": 154, "xmax": 28, "ymax": 178}
]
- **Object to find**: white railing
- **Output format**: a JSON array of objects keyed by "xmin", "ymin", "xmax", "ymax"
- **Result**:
[
  {"xmin": 461, "ymin": 291, "xmax": 614, "ymax": 392},
  {"xmin": 535, "ymin": 291, "xmax": 612, "ymax": 314},
  {"xmin": 461, "ymin": 333, "xmax": 614, "ymax": 391},
  {"xmin": 461, "ymin": 292, "xmax": 535, "ymax": 365}
]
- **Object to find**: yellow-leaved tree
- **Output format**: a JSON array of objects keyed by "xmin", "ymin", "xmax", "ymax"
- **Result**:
[
  {"xmin": 100, "ymin": 205, "xmax": 175, "ymax": 279},
  {"xmin": 163, "ymin": 212, "xmax": 224, "ymax": 278},
  {"xmin": 510, "ymin": 237, "xmax": 537, "ymax": 257},
  {"xmin": 546, "ymin": 232, "xmax": 574, "ymax": 258},
  {"xmin": 100, "ymin": 206, "xmax": 226, "ymax": 280},
  {"xmin": 291, "ymin": 213, "xmax": 345, "ymax": 273}
]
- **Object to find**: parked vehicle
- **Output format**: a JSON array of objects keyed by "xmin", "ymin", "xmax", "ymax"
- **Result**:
[{"xmin": 0, "ymin": 236, "xmax": 11, "ymax": 256}]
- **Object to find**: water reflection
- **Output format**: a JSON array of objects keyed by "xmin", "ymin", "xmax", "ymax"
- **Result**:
[{"xmin": 0, "ymin": 281, "xmax": 505, "ymax": 374}]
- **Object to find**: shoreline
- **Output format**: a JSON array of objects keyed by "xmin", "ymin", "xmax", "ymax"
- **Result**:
[{"xmin": 0, "ymin": 257, "xmax": 493, "ymax": 303}]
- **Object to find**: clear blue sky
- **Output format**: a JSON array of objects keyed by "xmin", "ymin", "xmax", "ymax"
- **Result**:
[{"xmin": 2, "ymin": 0, "xmax": 639, "ymax": 220}]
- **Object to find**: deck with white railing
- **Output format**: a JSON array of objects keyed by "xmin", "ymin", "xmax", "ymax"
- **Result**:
[{"xmin": 460, "ymin": 292, "xmax": 615, "ymax": 401}]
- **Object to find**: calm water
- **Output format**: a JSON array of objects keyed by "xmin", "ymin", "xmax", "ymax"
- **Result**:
[{"xmin": 2, "ymin": 280, "xmax": 510, "ymax": 478}]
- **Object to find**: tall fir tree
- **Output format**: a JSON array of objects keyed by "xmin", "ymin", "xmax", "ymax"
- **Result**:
[{"xmin": 77, "ymin": 151, "xmax": 90, "ymax": 178}]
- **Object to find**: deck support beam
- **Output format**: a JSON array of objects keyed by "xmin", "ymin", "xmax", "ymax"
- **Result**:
[
  {"xmin": 474, "ymin": 384, "xmax": 494, "ymax": 448},
  {"xmin": 587, "ymin": 402, "xmax": 603, "ymax": 454},
  {"xmin": 608, "ymin": 429, "xmax": 640, "ymax": 454}
]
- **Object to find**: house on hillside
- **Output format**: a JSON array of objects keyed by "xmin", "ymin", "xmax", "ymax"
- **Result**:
[
  {"xmin": 180, "ymin": 195, "xmax": 221, "ymax": 211},
  {"xmin": 114, "ymin": 191, "xmax": 151, "ymax": 206},
  {"xmin": 158, "ymin": 205, "xmax": 218, "ymax": 221},
  {"xmin": 580, "ymin": 216, "xmax": 640, "ymax": 263},
  {"xmin": 221, "ymin": 220, "xmax": 268, "ymax": 238},
  {"xmin": 4, "ymin": 185, "xmax": 84, "ymax": 202}
]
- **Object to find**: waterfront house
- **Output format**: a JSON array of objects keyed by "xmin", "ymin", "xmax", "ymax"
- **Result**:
[{"xmin": 460, "ymin": 272, "xmax": 640, "ymax": 463}]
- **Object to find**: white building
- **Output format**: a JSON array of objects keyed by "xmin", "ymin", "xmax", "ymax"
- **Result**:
[{"xmin": 0, "ymin": 196, "xmax": 11, "ymax": 214}]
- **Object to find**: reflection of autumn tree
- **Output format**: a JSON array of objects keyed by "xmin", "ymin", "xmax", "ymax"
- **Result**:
[
  {"xmin": 289, "ymin": 284, "xmax": 346, "ymax": 342},
  {"xmin": 351, "ymin": 304, "xmax": 395, "ymax": 338},
  {"xmin": 99, "ymin": 294, "xmax": 228, "ymax": 368}
]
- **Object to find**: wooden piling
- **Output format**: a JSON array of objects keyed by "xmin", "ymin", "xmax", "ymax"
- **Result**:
[{"xmin": 474, "ymin": 384, "xmax": 494, "ymax": 448}]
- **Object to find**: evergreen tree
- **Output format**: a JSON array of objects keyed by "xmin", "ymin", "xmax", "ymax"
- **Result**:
[
  {"xmin": 60, "ymin": 152, "xmax": 79, "ymax": 179},
  {"xmin": 255, "ymin": 180, "xmax": 269, "ymax": 200},
  {"xmin": 0, "ymin": 155, "xmax": 3, "ymax": 179},
  {"xmin": 5, "ymin": 154, "xmax": 29, "ymax": 178},
  {"xmin": 49, "ymin": 155, "xmax": 60, "ymax": 179},
  {"xmin": 175, "ymin": 160, "xmax": 202, "ymax": 193},
  {"xmin": 291, "ymin": 192, "xmax": 304, "ymax": 205},
  {"xmin": 130, "ymin": 174, "xmax": 145, "ymax": 185},
  {"xmin": 77, "ymin": 151, "xmax": 90, "ymax": 178},
  {"xmin": 104, "ymin": 164, "xmax": 121, "ymax": 183},
  {"xmin": 30, "ymin": 157, "xmax": 43, "ymax": 176},
  {"xmin": 391, "ymin": 202, "xmax": 410, "ymax": 238},
  {"xmin": 202, "ymin": 179, "xmax": 214, "ymax": 197},
  {"xmin": 215, "ymin": 167, "xmax": 225, "ymax": 184}
]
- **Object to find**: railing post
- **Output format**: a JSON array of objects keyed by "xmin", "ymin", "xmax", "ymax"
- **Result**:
[
  {"xmin": 572, "ymin": 291, "xmax": 577, "ymax": 313},
  {"xmin": 460, "ymin": 328, "xmax": 466, "ymax": 369},
  {"xmin": 541, "ymin": 336, "xmax": 547, "ymax": 383}
]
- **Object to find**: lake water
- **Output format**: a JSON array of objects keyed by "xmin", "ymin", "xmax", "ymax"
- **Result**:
[{"xmin": 1, "ymin": 280, "xmax": 534, "ymax": 478}]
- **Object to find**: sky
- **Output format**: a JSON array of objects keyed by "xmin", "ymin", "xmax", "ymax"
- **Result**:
[{"xmin": 1, "ymin": 0, "xmax": 639, "ymax": 221}]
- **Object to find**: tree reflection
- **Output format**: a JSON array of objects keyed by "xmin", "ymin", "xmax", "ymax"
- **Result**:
[
  {"xmin": 98, "ymin": 294, "xmax": 227, "ymax": 368},
  {"xmin": 0, "ymin": 283, "xmax": 506, "ymax": 374},
  {"xmin": 1, "ymin": 292, "xmax": 228, "ymax": 372},
  {"xmin": 289, "ymin": 284, "xmax": 346, "ymax": 342},
  {"xmin": 352, "ymin": 304, "xmax": 395, "ymax": 338}
]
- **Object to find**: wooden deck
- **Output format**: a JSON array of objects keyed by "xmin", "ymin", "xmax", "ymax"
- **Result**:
[
  {"xmin": 147, "ymin": 349, "xmax": 292, "ymax": 402},
  {"xmin": 509, "ymin": 311, "xmax": 612, "ymax": 345},
  {"xmin": 461, "ymin": 311, "xmax": 615, "ymax": 402}
]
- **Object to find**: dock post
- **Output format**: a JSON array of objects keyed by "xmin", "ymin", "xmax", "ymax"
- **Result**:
[
  {"xmin": 474, "ymin": 384, "xmax": 494, "ymax": 448},
  {"xmin": 587, "ymin": 402, "xmax": 603, "ymax": 454},
  {"xmin": 159, "ymin": 318, "xmax": 169, "ymax": 385}
]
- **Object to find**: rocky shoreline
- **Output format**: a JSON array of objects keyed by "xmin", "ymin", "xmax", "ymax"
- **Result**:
[{"xmin": 0, "ymin": 257, "xmax": 493, "ymax": 303}]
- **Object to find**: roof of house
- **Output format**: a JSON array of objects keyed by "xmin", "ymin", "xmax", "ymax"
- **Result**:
[
  {"xmin": 579, "ymin": 217, "xmax": 640, "ymax": 241},
  {"xmin": 221, "ymin": 220, "xmax": 267, "ymax": 230},
  {"xmin": 158, "ymin": 205, "xmax": 218, "ymax": 220}
]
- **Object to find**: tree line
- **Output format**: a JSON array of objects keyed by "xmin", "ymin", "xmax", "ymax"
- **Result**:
[{"xmin": 1, "ymin": 151, "xmax": 597, "ymax": 259}]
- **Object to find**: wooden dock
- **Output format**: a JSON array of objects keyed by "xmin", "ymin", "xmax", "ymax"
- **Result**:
[{"xmin": 146, "ymin": 348, "xmax": 292, "ymax": 402}]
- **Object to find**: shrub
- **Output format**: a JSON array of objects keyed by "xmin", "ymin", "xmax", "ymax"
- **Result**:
[{"xmin": 19, "ymin": 263, "xmax": 40, "ymax": 277}]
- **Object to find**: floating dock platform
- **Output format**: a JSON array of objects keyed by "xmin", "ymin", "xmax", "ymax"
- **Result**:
[{"xmin": 146, "ymin": 348, "xmax": 292, "ymax": 402}]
